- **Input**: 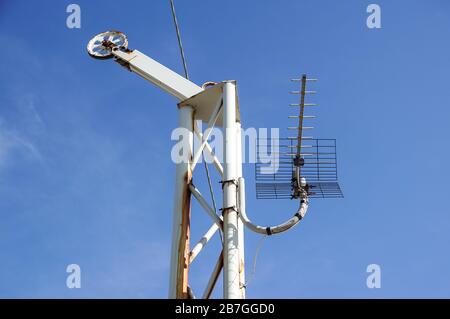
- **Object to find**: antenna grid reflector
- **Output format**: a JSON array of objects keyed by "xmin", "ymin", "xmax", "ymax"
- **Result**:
[{"xmin": 255, "ymin": 138, "xmax": 343, "ymax": 199}]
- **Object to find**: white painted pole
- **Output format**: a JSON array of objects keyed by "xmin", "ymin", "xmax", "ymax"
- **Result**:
[
  {"xmin": 222, "ymin": 81, "xmax": 241, "ymax": 299},
  {"xmin": 235, "ymin": 122, "xmax": 246, "ymax": 298},
  {"xmin": 169, "ymin": 105, "xmax": 194, "ymax": 299}
]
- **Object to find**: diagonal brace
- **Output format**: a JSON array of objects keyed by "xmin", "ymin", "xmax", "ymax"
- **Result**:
[
  {"xmin": 190, "ymin": 96, "xmax": 223, "ymax": 173},
  {"xmin": 189, "ymin": 184, "xmax": 223, "ymax": 228},
  {"xmin": 193, "ymin": 121, "xmax": 224, "ymax": 177}
]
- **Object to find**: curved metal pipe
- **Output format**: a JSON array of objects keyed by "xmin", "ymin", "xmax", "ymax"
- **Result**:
[{"xmin": 237, "ymin": 177, "xmax": 309, "ymax": 235}]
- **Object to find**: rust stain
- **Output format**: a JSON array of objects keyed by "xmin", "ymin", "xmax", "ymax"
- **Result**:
[
  {"xmin": 176, "ymin": 169, "xmax": 192, "ymax": 299},
  {"xmin": 239, "ymin": 263, "xmax": 245, "ymax": 276}
]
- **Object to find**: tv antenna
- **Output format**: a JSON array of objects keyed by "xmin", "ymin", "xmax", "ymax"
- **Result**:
[
  {"xmin": 255, "ymin": 75, "xmax": 343, "ymax": 200},
  {"xmin": 86, "ymin": 27, "xmax": 342, "ymax": 300}
]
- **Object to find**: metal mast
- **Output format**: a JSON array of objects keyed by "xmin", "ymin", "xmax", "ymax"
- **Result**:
[
  {"xmin": 86, "ymin": 29, "xmax": 342, "ymax": 299},
  {"xmin": 222, "ymin": 81, "xmax": 240, "ymax": 298}
]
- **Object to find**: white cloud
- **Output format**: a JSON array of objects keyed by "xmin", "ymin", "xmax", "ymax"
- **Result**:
[
  {"xmin": 0, "ymin": 88, "xmax": 45, "ymax": 171},
  {"xmin": 0, "ymin": 118, "xmax": 41, "ymax": 170}
]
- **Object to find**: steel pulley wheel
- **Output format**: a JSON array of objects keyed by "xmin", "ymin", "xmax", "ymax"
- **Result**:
[{"xmin": 87, "ymin": 31, "xmax": 128, "ymax": 59}]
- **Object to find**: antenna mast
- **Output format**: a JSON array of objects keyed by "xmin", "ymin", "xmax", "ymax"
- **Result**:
[{"xmin": 86, "ymin": 26, "xmax": 342, "ymax": 299}]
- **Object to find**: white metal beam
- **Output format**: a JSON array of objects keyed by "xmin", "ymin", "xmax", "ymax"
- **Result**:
[
  {"xmin": 236, "ymin": 122, "xmax": 246, "ymax": 299},
  {"xmin": 222, "ymin": 81, "xmax": 241, "ymax": 299},
  {"xmin": 189, "ymin": 223, "xmax": 220, "ymax": 264},
  {"xmin": 203, "ymin": 251, "xmax": 224, "ymax": 299},
  {"xmin": 112, "ymin": 49, "xmax": 203, "ymax": 100},
  {"xmin": 169, "ymin": 105, "xmax": 194, "ymax": 299}
]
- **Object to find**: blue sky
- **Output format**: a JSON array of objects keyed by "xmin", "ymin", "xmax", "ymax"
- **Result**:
[{"xmin": 1, "ymin": 0, "xmax": 450, "ymax": 298}]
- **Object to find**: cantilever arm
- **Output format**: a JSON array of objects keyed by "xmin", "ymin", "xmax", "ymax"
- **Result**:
[
  {"xmin": 238, "ymin": 177, "xmax": 309, "ymax": 235},
  {"xmin": 112, "ymin": 48, "xmax": 203, "ymax": 100}
]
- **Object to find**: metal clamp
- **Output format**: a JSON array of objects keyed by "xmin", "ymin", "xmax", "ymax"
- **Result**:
[
  {"xmin": 220, "ymin": 206, "xmax": 238, "ymax": 214},
  {"xmin": 219, "ymin": 179, "xmax": 238, "ymax": 189}
]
